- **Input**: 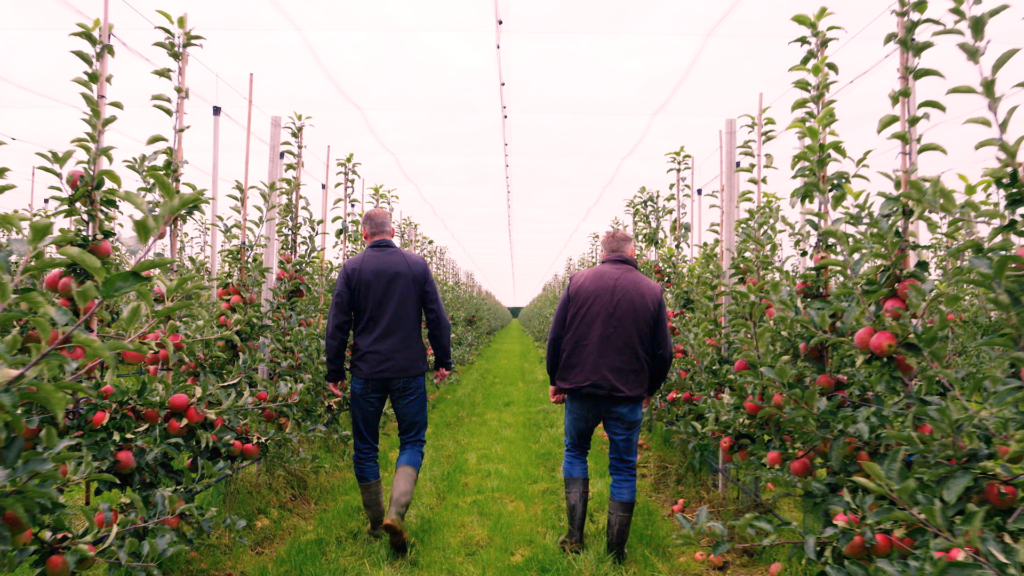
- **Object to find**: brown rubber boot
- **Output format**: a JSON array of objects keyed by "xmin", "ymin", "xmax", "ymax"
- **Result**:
[
  {"xmin": 358, "ymin": 479, "xmax": 385, "ymax": 538},
  {"xmin": 382, "ymin": 465, "xmax": 418, "ymax": 554},
  {"xmin": 606, "ymin": 499, "xmax": 635, "ymax": 563},
  {"xmin": 558, "ymin": 478, "xmax": 589, "ymax": 553}
]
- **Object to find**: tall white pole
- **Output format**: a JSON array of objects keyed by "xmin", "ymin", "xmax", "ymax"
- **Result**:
[
  {"xmin": 719, "ymin": 118, "xmax": 738, "ymax": 494},
  {"xmin": 210, "ymin": 105, "xmax": 221, "ymax": 296},
  {"xmin": 258, "ymin": 116, "xmax": 282, "ymax": 381}
]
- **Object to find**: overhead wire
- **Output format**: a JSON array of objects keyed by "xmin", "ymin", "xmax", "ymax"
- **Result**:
[
  {"xmin": 267, "ymin": 0, "xmax": 501, "ymax": 294},
  {"xmin": 493, "ymin": 0, "xmax": 517, "ymax": 304},
  {"xmin": 530, "ymin": 0, "xmax": 743, "ymax": 294}
]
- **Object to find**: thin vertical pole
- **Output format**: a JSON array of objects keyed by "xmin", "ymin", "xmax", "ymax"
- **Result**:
[
  {"xmin": 719, "ymin": 119, "xmax": 738, "ymax": 494},
  {"xmin": 756, "ymin": 92, "xmax": 764, "ymax": 206},
  {"xmin": 258, "ymin": 116, "xmax": 282, "ymax": 381},
  {"xmin": 690, "ymin": 159, "xmax": 695, "ymax": 260},
  {"xmin": 718, "ymin": 130, "xmax": 724, "ymax": 260},
  {"xmin": 342, "ymin": 166, "xmax": 350, "ymax": 261},
  {"xmin": 675, "ymin": 160, "xmax": 681, "ymax": 242},
  {"xmin": 170, "ymin": 13, "xmax": 188, "ymax": 272},
  {"xmin": 320, "ymin": 146, "xmax": 330, "ymax": 257},
  {"xmin": 239, "ymin": 73, "xmax": 254, "ymax": 282},
  {"xmin": 210, "ymin": 106, "xmax": 221, "ymax": 297},
  {"xmin": 360, "ymin": 179, "xmax": 365, "ymax": 215},
  {"xmin": 292, "ymin": 128, "xmax": 304, "ymax": 255},
  {"xmin": 29, "ymin": 167, "xmax": 35, "ymax": 213},
  {"xmin": 89, "ymin": 0, "xmax": 110, "ymax": 344}
]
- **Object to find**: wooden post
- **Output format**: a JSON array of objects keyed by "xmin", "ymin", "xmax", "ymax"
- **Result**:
[
  {"xmin": 239, "ymin": 73, "xmax": 254, "ymax": 282},
  {"xmin": 169, "ymin": 13, "xmax": 189, "ymax": 273},
  {"xmin": 210, "ymin": 105, "xmax": 221, "ymax": 296},
  {"xmin": 756, "ymin": 92, "xmax": 764, "ymax": 206},
  {"xmin": 719, "ymin": 118, "xmax": 738, "ymax": 494},
  {"xmin": 258, "ymin": 117, "xmax": 282, "ymax": 381}
]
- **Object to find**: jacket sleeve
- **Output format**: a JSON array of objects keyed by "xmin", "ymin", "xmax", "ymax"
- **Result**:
[
  {"xmin": 422, "ymin": 265, "xmax": 453, "ymax": 371},
  {"xmin": 325, "ymin": 267, "xmax": 352, "ymax": 382},
  {"xmin": 546, "ymin": 280, "xmax": 571, "ymax": 387},
  {"xmin": 647, "ymin": 295, "xmax": 673, "ymax": 396}
]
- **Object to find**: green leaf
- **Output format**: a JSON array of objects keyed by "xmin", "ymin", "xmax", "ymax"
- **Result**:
[
  {"xmin": 993, "ymin": 48, "xmax": 1020, "ymax": 76},
  {"xmin": 155, "ymin": 301, "xmax": 191, "ymax": 319},
  {"xmin": 918, "ymin": 143, "xmax": 947, "ymax": 155},
  {"xmin": 850, "ymin": 476, "xmax": 887, "ymax": 496},
  {"xmin": 146, "ymin": 134, "xmax": 169, "ymax": 146},
  {"xmin": 947, "ymin": 85, "xmax": 980, "ymax": 95},
  {"xmin": 57, "ymin": 246, "xmax": 105, "ymax": 281},
  {"xmin": 133, "ymin": 258, "xmax": 175, "ymax": 273},
  {"xmin": 28, "ymin": 220, "xmax": 53, "ymax": 246},
  {"xmin": 964, "ymin": 117, "xmax": 992, "ymax": 128},
  {"xmin": 99, "ymin": 271, "xmax": 149, "ymax": 299},
  {"xmin": 917, "ymin": 100, "xmax": 947, "ymax": 112},
  {"xmin": 711, "ymin": 540, "xmax": 732, "ymax": 556},
  {"xmin": 877, "ymin": 114, "xmax": 901, "ymax": 134},
  {"xmin": 942, "ymin": 470, "xmax": 975, "ymax": 504}
]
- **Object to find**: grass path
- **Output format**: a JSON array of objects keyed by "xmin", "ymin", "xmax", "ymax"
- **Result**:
[{"xmin": 237, "ymin": 321, "xmax": 691, "ymax": 575}]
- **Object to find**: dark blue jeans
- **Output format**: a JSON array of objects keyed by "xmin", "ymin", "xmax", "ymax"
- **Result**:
[
  {"xmin": 349, "ymin": 375, "xmax": 428, "ymax": 484},
  {"xmin": 563, "ymin": 393, "xmax": 644, "ymax": 503}
]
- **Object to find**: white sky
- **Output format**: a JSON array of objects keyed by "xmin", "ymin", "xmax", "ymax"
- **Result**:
[{"xmin": 2, "ymin": 1, "xmax": 1022, "ymax": 305}]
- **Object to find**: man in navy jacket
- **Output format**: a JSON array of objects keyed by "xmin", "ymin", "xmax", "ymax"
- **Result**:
[
  {"xmin": 546, "ymin": 229, "xmax": 672, "ymax": 563},
  {"xmin": 326, "ymin": 208, "xmax": 452, "ymax": 554}
]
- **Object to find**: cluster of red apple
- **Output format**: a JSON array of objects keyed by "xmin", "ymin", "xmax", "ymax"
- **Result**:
[
  {"xmin": 276, "ymin": 253, "xmax": 307, "ymax": 301},
  {"xmin": 38, "ymin": 239, "xmax": 114, "ymax": 361}
]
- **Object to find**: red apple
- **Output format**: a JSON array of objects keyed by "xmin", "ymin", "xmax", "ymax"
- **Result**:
[
  {"xmin": 113, "ymin": 449, "xmax": 136, "ymax": 474},
  {"xmin": 772, "ymin": 392, "xmax": 784, "ymax": 407},
  {"xmin": 44, "ymin": 554, "xmax": 70, "ymax": 576},
  {"xmin": 94, "ymin": 509, "xmax": 118, "ymax": 528},
  {"xmin": 241, "ymin": 443, "xmax": 260, "ymax": 460},
  {"xmin": 143, "ymin": 408, "xmax": 160, "ymax": 425},
  {"xmin": 168, "ymin": 393, "xmax": 190, "ymax": 413},
  {"xmin": 985, "ymin": 482, "xmax": 1018, "ymax": 510},
  {"xmin": 843, "ymin": 535, "xmax": 868, "ymax": 559},
  {"xmin": 869, "ymin": 331, "xmax": 898, "ymax": 357},
  {"xmin": 766, "ymin": 451, "xmax": 783, "ymax": 467},
  {"xmin": 789, "ymin": 457, "xmax": 812, "ymax": 478},
  {"xmin": 853, "ymin": 326, "xmax": 875, "ymax": 353},
  {"xmin": 896, "ymin": 278, "xmax": 920, "ymax": 301},
  {"xmin": 57, "ymin": 276, "xmax": 76, "ymax": 297},
  {"xmin": 882, "ymin": 297, "xmax": 907, "ymax": 319},
  {"xmin": 88, "ymin": 240, "xmax": 112, "ymax": 260},
  {"xmin": 167, "ymin": 419, "xmax": 188, "ymax": 437},
  {"xmin": 255, "ymin": 390, "xmax": 269, "ymax": 403},
  {"xmin": 89, "ymin": 411, "xmax": 108, "ymax": 429},
  {"xmin": 733, "ymin": 359, "xmax": 749, "ymax": 372},
  {"xmin": 43, "ymin": 270, "xmax": 64, "ymax": 292},
  {"xmin": 99, "ymin": 384, "xmax": 115, "ymax": 400},
  {"xmin": 871, "ymin": 533, "xmax": 893, "ymax": 557},
  {"xmin": 769, "ymin": 562, "xmax": 783, "ymax": 576},
  {"xmin": 184, "ymin": 406, "xmax": 205, "ymax": 425},
  {"xmin": 815, "ymin": 374, "xmax": 836, "ymax": 393},
  {"xmin": 694, "ymin": 551, "xmax": 707, "ymax": 562},
  {"xmin": 227, "ymin": 440, "xmax": 243, "ymax": 457},
  {"xmin": 743, "ymin": 397, "xmax": 762, "ymax": 417}
]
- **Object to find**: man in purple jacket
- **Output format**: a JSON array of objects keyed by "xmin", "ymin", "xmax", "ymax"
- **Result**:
[
  {"xmin": 546, "ymin": 229, "xmax": 673, "ymax": 563},
  {"xmin": 325, "ymin": 208, "xmax": 452, "ymax": 555}
]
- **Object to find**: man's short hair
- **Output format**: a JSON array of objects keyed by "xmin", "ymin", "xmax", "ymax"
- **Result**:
[
  {"xmin": 602, "ymin": 230, "xmax": 634, "ymax": 255},
  {"xmin": 361, "ymin": 208, "xmax": 393, "ymax": 238}
]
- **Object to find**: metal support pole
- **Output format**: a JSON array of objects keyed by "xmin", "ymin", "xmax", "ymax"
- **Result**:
[{"xmin": 210, "ymin": 105, "xmax": 221, "ymax": 296}]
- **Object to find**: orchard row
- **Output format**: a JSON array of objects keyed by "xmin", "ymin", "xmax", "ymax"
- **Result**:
[
  {"xmin": 0, "ymin": 12, "xmax": 510, "ymax": 576},
  {"xmin": 522, "ymin": 2, "xmax": 1023, "ymax": 574}
]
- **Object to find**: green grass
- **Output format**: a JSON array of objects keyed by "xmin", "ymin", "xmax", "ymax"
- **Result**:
[{"xmin": 177, "ymin": 321, "xmax": 813, "ymax": 575}]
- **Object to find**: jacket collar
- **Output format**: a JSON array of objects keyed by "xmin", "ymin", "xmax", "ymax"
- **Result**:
[
  {"xmin": 368, "ymin": 239, "xmax": 397, "ymax": 249},
  {"xmin": 601, "ymin": 254, "xmax": 639, "ymax": 270}
]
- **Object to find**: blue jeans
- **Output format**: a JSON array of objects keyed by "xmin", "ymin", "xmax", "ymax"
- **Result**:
[
  {"xmin": 563, "ymin": 394, "xmax": 644, "ymax": 502},
  {"xmin": 349, "ymin": 375, "xmax": 428, "ymax": 484}
]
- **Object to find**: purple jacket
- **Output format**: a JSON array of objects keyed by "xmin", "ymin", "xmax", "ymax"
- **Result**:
[{"xmin": 546, "ymin": 254, "xmax": 673, "ymax": 401}]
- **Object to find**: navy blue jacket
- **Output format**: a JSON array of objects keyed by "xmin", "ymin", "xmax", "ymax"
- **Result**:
[
  {"xmin": 325, "ymin": 239, "xmax": 452, "ymax": 382},
  {"xmin": 546, "ymin": 254, "xmax": 672, "ymax": 400}
]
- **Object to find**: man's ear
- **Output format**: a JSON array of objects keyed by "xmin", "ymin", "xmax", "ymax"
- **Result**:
[
  {"xmin": 362, "ymin": 228, "xmax": 369, "ymax": 243},
  {"xmin": 600, "ymin": 252, "xmax": 607, "ymax": 260},
  {"xmin": 389, "ymin": 227, "xmax": 396, "ymax": 239},
  {"xmin": 629, "ymin": 246, "xmax": 636, "ymax": 258}
]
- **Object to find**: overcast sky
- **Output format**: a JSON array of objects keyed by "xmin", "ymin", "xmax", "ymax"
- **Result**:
[{"xmin": 2, "ymin": 1, "xmax": 1022, "ymax": 305}]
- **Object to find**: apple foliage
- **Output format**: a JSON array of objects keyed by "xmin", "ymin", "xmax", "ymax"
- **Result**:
[{"xmin": 0, "ymin": 13, "xmax": 510, "ymax": 575}]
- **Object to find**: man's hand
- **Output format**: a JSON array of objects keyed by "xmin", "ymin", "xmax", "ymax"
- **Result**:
[
  {"xmin": 327, "ymin": 380, "xmax": 345, "ymax": 398},
  {"xmin": 642, "ymin": 396, "xmax": 653, "ymax": 409},
  {"xmin": 549, "ymin": 385, "xmax": 566, "ymax": 405},
  {"xmin": 434, "ymin": 368, "xmax": 451, "ymax": 384}
]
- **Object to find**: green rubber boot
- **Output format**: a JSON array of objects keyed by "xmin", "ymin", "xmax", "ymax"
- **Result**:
[
  {"xmin": 382, "ymin": 466, "xmax": 419, "ymax": 555},
  {"xmin": 358, "ymin": 479, "xmax": 385, "ymax": 538},
  {"xmin": 558, "ymin": 478, "xmax": 589, "ymax": 553}
]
